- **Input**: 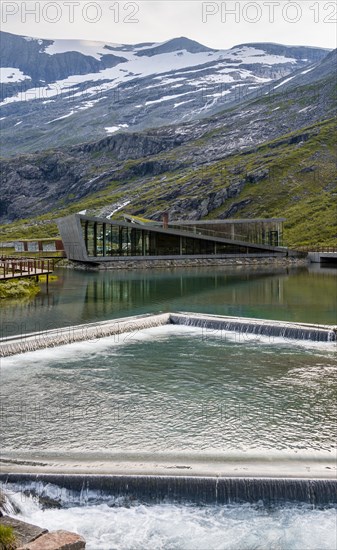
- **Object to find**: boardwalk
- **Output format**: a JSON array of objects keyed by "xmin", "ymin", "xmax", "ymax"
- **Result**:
[{"xmin": 0, "ymin": 258, "xmax": 54, "ymax": 281}]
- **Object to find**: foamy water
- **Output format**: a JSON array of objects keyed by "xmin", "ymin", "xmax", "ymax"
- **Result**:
[
  {"xmin": 1, "ymin": 325, "xmax": 336, "ymax": 370},
  {"xmin": 11, "ymin": 495, "xmax": 337, "ymax": 550}
]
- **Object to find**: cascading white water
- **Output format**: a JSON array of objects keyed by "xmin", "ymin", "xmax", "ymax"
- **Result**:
[
  {"xmin": 1, "ymin": 312, "xmax": 335, "ymax": 357},
  {"xmin": 2, "ymin": 475, "xmax": 337, "ymax": 506},
  {"xmin": 2, "ymin": 479, "xmax": 337, "ymax": 550},
  {"xmin": 170, "ymin": 313, "xmax": 337, "ymax": 342}
]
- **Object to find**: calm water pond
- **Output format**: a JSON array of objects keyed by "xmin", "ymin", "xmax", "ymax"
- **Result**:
[
  {"xmin": 2, "ymin": 325, "xmax": 336, "ymax": 454},
  {"xmin": 1, "ymin": 264, "xmax": 336, "ymax": 338}
]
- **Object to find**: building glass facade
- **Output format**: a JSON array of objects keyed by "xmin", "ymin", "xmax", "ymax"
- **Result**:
[{"xmin": 79, "ymin": 218, "xmax": 279, "ymax": 258}]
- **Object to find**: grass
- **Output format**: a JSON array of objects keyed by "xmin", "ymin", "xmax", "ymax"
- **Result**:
[
  {"xmin": 1, "ymin": 118, "xmax": 336, "ymax": 248},
  {"xmin": 38, "ymin": 274, "xmax": 58, "ymax": 282},
  {"xmin": 0, "ymin": 525, "xmax": 16, "ymax": 550}
]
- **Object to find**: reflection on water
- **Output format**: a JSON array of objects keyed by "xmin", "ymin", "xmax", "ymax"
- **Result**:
[
  {"xmin": 2, "ymin": 326, "xmax": 336, "ymax": 453},
  {"xmin": 1, "ymin": 265, "xmax": 336, "ymax": 337}
]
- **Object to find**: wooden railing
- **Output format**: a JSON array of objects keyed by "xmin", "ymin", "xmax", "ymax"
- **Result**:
[{"xmin": 0, "ymin": 258, "xmax": 53, "ymax": 279}]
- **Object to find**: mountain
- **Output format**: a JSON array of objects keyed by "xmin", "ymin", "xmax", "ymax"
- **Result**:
[
  {"xmin": 1, "ymin": 46, "xmax": 336, "ymax": 248},
  {"xmin": 0, "ymin": 32, "xmax": 330, "ymax": 156}
]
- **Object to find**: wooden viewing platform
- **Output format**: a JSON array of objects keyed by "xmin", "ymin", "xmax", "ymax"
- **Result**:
[{"xmin": 0, "ymin": 257, "xmax": 54, "ymax": 283}]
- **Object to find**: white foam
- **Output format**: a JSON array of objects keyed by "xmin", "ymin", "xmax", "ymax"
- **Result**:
[
  {"xmin": 1, "ymin": 323, "xmax": 335, "ymax": 371},
  {"xmin": 0, "ymin": 324, "xmax": 194, "ymax": 369},
  {"xmin": 13, "ymin": 500, "xmax": 337, "ymax": 550}
]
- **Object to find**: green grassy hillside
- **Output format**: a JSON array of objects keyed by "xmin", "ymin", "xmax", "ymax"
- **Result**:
[{"xmin": 1, "ymin": 118, "xmax": 336, "ymax": 248}]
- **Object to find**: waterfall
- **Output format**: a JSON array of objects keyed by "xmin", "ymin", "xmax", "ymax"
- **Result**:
[
  {"xmin": 1, "ymin": 312, "xmax": 335, "ymax": 357},
  {"xmin": 0, "ymin": 489, "xmax": 20, "ymax": 515},
  {"xmin": 1, "ymin": 474, "xmax": 336, "ymax": 506},
  {"xmin": 170, "ymin": 313, "xmax": 337, "ymax": 343},
  {"xmin": 0, "ymin": 313, "xmax": 170, "ymax": 357}
]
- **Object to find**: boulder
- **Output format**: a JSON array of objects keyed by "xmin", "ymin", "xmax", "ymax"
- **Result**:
[
  {"xmin": 18, "ymin": 530, "xmax": 86, "ymax": 550},
  {"xmin": 0, "ymin": 516, "xmax": 47, "ymax": 547}
]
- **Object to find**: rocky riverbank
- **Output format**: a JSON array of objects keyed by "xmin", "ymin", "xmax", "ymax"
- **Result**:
[{"xmin": 0, "ymin": 492, "xmax": 85, "ymax": 550}]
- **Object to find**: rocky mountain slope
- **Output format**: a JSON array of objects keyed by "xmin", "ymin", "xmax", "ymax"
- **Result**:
[
  {"xmin": 0, "ymin": 47, "xmax": 336, "ymax": 248},
  {"xmin": 0, "ymin": 32, "xmax": 330, "ymax": 156}
]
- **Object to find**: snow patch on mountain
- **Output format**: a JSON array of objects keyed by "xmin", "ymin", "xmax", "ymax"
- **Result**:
[
  {"xmin": 145, "ymin": 91, "xmax": 196, "ymax": 106},
  {"xmin": 0, "ymin": 45, "xmax": 301, "ymax": 107},
  {"xmin": 0, "ymin": 67, "xmax": 30, "ymax": 83},
  {"xmin": 105, "ymin": 124, "xmax": 129, "ymax": 134},
  {"xmin": 301, "ymin": 67, "xmax": 314, "ymax": 75},
  {"xmin": 0, "ymin": 33, "xmax": 331, "ymax": 155},
  {"xmin": 47, "ymin": 110, "xmax": 75, "ymax": 124},
  {"xmin": 45, "ymin": 39, "xmax": 120, "ymax": 59},
  {"xmin": 174, "ymin": 99, "xmax": 194, "ymax": 108},
  {"xmin": 274, "ymin": 75, "xmax": 296, "ymax": 89},
  {"xmin": 229, "ymin": 46, "xmax": 297, "ymax": 65},
  {"xmin": 77, "ymin": 97, "xmax": 107, "ymax": 111}
]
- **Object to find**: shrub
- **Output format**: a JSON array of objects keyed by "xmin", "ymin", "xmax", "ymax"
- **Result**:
[{"xmin": 0, "ymin": 279, "xmax": 40, "ymax": 300}]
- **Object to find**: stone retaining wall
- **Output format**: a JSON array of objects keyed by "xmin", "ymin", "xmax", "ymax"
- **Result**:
[{"xmin": 90, "ymin": 256, "xmax": 307, "ymax": 271}]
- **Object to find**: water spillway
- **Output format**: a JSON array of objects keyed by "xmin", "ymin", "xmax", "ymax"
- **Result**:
[
  {"xmin": 0, "ymin": 312, "xmax": 336, "ymax": 356},
  {"xmin": 170, "ymin": 313, "xmax": 337, "ymax": 343},
  {"xmin": 1, "ymin": 313, "xmax": 336, "ymax": 548},
  {"xmin": 0, "ymin": 312, "xmax": 170, "ymax": 357},
  {"xmin": 1, "ymin": 474, "xmax": 337, "ymax": 506}
]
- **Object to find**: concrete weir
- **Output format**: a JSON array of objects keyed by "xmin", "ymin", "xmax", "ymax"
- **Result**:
[
  {"xmin": 170, "ymin": 312, "xmax": 337, "ymax": 343},
  {"xmin": 1, "ymin": 314, "xmax": 336, "ymax": 503},
  {"xmin": 1, "ymin": 312, "xmax": 336, "ymax": 357},
  {"xmin": 1, "ymin": 473, "xmax": 337, "ymax": 506},
  {"xmin": 0, "ymin": 312, "xmax": 170, "ymax": 357}
]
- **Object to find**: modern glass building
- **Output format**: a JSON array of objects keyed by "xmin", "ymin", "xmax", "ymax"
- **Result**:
[{"xmin": 57, "ymin": 214, "xmax": 286, "ymax": 263}]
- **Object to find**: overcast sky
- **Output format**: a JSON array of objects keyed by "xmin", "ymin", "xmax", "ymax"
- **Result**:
[{"xmin": 2, "ymin": 1, "xmax": 336, "ymax": 49}]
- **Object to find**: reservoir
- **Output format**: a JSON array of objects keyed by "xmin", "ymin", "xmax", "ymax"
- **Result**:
[
  {"xmin": 1, "ymin": 264, "xmax": 336, "ymax": 549},
  {"xmin": 1, "ymin": 264, "xmax": 336, "ymax": 338}
]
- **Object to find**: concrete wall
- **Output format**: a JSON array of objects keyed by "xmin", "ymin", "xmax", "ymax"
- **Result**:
[
  {"xmin": 56, "ymin": 215, "xmax": 88, "ymax": 262},
  {"xmin": 308, "ymin": 252, "xmax": 337, "ymax": 263}
]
